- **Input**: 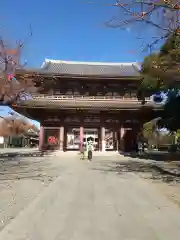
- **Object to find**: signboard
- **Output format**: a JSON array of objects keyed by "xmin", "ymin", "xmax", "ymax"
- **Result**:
[
  {"xmin": 19, "ymin": 92, "xmax": 33, "ymax": 101},
  {"xmin": 48, "ymin": 136, "xmax": 58, "ymax": 144},
  {"xmin": 150, "ymin": 92, "xmax": 168, "ymax": 105}
]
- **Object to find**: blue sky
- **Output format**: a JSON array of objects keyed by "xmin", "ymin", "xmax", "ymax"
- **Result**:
[
  {"xmin": 0, "ymin": 0, "xmax": 162, "ymax": 126},
  {"xmin": 0, "ymin": 0, "xmax": 157, "ymax": 66}
]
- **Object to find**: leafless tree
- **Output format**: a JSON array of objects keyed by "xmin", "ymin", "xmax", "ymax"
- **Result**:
[
  {"xmin": 88, "ymin": 0, "xmax": 180, "ymax": 51},
  {"xmin": 0, "ymin": 115, "xmax": 38, "ymax": 137},
  {"xmin": 0, "ymin": 26, "xmax": 36, "ymax": 106}
]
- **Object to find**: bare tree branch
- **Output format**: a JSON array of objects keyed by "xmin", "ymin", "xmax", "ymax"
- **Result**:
[
  {"xmin": 87, "ymin": 0, "xmax": 180, "ymax": 51},
  {"xmin": 0, "ymin": 26, "xmax": 36, "ymax": 106},
  {"xmin": 0, "ymin": 115, "xmax": 38, "ymax": 137}
]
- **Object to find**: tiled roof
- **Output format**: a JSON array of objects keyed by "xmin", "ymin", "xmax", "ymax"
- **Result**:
[{"xmin": 41, "ymin": 59, "xmax": 140, "ymax": 77}]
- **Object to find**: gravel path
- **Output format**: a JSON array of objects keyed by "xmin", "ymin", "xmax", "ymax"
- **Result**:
[
  {"xmin": 0, "ymin": 149, "xmax": 66, "ymax": 231},
  {"xmin": 0, "ymin": 153, "xmax": 180, "ymax": 239}
]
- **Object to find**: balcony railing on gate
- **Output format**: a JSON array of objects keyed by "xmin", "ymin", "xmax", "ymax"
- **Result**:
[{"xmin": 32, "ymin": 95, "xmax": 150, "ymax": 102}]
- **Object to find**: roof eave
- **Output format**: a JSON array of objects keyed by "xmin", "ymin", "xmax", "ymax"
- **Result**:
[{"xmin": 15, "ymin": 69, "xmax": 141, "ymax": 79}]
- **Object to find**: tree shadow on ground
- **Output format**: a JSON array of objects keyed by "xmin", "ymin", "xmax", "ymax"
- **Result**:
[
  {"xmin": 121, "ymin": 151, "xmax": 180, "ymax": 162},
  {"xmin": 0, "ymin": 151, "xmax": 45, "ymax": 160},
  {"xmin": 0, "ymin": 151, "xmax": 57, "ymax": 182},
  {"xmin": 91, "ymin": 160, "xmax": 180, "ymax": 184}
]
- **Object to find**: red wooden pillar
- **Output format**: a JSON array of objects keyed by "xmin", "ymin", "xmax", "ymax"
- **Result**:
[{"xmin": 39, "ymin": 125, "xmax": 44, "ymax": 151}]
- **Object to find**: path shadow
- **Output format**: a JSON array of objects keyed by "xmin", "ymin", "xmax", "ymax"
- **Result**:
[
  {"xmin": 91, "ymin": 160, "xmax": 180, "ymax": 183},
  {"xmin": 121, "ymin": 151, "xmax": 180, "ymax": 162},
  {"xmin": 0, "ymin": 150, "xmax": 55, "ymax": 182},
  {"xmin": 0, "ymin": 151, "xmax": 45, "ymax": 160}
]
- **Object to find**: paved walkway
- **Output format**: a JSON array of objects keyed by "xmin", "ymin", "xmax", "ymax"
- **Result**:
[{"xmin": 0, "ymin": 154, "xmax": 180, "ymax": 239}]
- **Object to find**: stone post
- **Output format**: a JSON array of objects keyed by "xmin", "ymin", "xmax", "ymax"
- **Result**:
[
  {"xmin": 59, "ymin": 126, "xmax": 64, "ymax": 151},
  {"xmin": 101, "ymin": 126, "xmax": 106, "ymax": 152},
  {"xmin": 119, "ymin": 126, "xmax": 125, "ymax": 152},
  {"xmin": 80, "ymin": 126, "xmax": 84, "ymax": 152}
]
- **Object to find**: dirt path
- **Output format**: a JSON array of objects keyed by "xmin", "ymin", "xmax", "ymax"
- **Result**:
[{"xmin": 1, "ymin": 155, "xmax": 180, "ymax": 239}]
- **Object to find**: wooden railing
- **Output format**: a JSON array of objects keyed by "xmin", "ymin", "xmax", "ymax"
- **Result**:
[{"xmin": 32, "ymin": 95, "xmax": 150, "ymax": 102}]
